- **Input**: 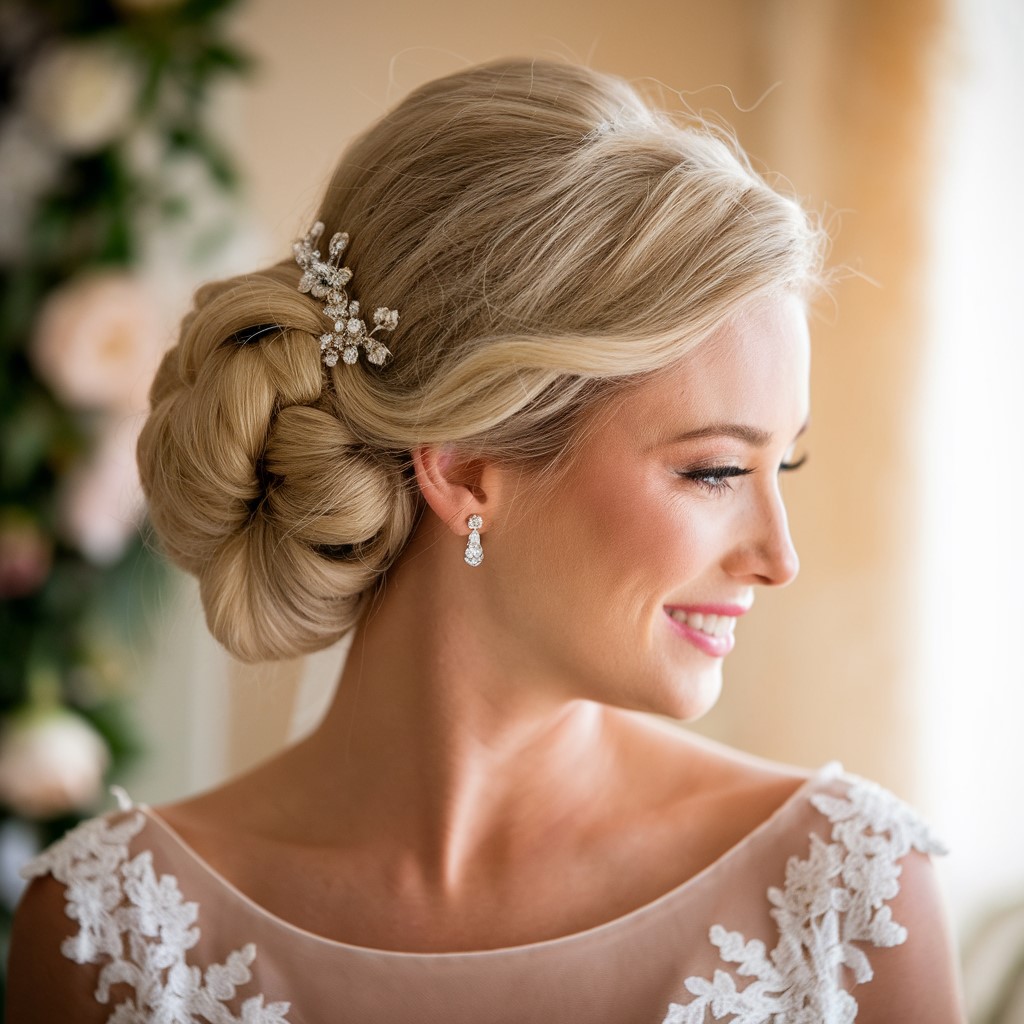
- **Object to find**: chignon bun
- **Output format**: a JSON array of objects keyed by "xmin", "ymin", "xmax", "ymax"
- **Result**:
[{"xmin": 138, "ymin": 266, "xmax": 417, "ymax": 660}]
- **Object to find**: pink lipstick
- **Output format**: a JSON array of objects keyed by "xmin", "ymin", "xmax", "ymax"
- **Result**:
[{"xmin": 662, "ymin": 603, "xmax": 750, "ymax": 658}]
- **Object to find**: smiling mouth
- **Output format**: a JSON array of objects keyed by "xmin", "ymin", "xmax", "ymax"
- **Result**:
[{"xmin": 666, "ymin": 609, "xmax": 736, "ymax": 639}]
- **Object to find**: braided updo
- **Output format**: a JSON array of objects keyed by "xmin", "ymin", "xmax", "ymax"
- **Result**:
[{"xmin": 136, "ymin": 58, "xmax": 826, "ymax": 663}]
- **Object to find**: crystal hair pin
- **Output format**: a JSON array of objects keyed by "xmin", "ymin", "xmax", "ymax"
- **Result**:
[{"xmin": 292, "ymin": 221, "xmax": 399, "ymax": 368}]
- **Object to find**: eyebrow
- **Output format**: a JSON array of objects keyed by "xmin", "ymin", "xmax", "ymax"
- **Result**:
[{"xmin": 666, "ymin": 418, "xmax": 810, "ymax": 448}]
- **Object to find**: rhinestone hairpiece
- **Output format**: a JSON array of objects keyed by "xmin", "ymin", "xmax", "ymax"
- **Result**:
[{"xmin": 292, "ymin": 221, "xmax": 399, "ymax": 368}]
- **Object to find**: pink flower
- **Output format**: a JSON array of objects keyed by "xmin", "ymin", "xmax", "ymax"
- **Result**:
[
  {"xmin": 0, "ymin": 509, "xmax": 53, "ymax": 599},
  {"xmin": 58, "ymin": 413, "xmax": 147, "ymax": 566},
  {"xmin": 30, "ymin": 273, "xmax": 167, "ymax": 413},
  {"xmin": 0, "ymin": 706, "xmax": 110, "ymax": 819}
]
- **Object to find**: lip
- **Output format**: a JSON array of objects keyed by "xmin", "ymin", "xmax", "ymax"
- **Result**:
[
  {"xmin": 664, "ymin": 603, "xmax": 752, "ymax": 618},
  {"xmin": 661, "ymin": 603, "xmax": 750, "ymax": 659}
]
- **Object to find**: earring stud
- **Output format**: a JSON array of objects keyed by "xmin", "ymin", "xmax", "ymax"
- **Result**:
[{"xmin": 464, "ymin": 514, "xmax": 483, "ymax": 567}]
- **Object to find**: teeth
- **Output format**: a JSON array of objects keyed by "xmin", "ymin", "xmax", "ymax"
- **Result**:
[{"xmin": 669, "ymin": 609, "xmax": 737, "ymax": 638}]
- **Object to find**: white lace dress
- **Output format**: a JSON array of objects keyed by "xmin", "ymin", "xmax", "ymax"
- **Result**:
[{"xmin": 16, "ymin": 762, "xmax": 948, "ymax": 1024}]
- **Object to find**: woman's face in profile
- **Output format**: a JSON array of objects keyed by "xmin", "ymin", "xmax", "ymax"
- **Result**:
[{"xmin": 484, "ymin": 293, "xmax": 811, "ymax": 721}]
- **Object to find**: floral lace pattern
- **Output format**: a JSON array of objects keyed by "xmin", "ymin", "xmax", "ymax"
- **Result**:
[
  {"xmin": 19, "ymin": 771, "xmax": 944, "ymax": 1024},
  {"xmin": 661, "ymin": 769, "xmax": 948, "ymax": 1024},
  {"xmin": 20, "ymin": 800, "xmax": 291, "ymax": 1023}
]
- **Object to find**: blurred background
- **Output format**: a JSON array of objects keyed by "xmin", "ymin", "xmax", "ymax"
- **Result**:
[{"xmin": 1, "ymin": 0, "xmax": 1021, "ymax": 1018}]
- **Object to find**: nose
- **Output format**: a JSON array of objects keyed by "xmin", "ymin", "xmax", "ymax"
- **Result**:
[{"xmin": 724, "ymin": 482, "xmax": 800, "ymax": 587}]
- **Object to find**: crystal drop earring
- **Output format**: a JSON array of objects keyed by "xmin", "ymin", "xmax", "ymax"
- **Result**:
[{"xmin": 464, "ymin": 514, "xmax": 483, "ymax": 567}]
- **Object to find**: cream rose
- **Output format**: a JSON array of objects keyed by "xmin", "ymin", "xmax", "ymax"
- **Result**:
[
  {"xmin": 0, "ymin": 706, "xmax": 110, "ymax": 819},
  {"xmin": 30, "ymin": 272, "xmax": 167, "ymax": 413},
  {"xmin": 24, "ymin": 41, "xmax": 139, "ymax": 155}
]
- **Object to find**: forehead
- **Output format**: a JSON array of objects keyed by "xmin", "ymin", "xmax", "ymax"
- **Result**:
[{"xmin": 618, "ymin": 294, "xmax": 811, "ymax": 443}]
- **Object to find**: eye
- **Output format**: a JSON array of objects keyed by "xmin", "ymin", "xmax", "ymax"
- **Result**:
[
  {"xmin": 678, "ymin": 465, "xmax": 754, "ymax": 495},
  {"xmin": 779, "ymin": 452, "xmax": 809, "ymax": 473}
]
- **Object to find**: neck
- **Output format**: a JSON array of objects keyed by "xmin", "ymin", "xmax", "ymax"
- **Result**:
[{"xmin": 278, "ymin": 533, "xmax": 624, "ymax": 892}]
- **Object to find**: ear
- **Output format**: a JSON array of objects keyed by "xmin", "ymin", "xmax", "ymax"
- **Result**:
[{"xmin": 411, "ymin": 444, "xmax": 499, "ymax": 536}]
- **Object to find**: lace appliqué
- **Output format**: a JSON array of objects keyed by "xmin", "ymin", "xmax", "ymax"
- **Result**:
[
  {"xmin": 662, "ymin": 769, "xmax": 948, "ymax": 1024},
  {"xmin": 20, "ymin": 804, "xmax": 291, "ymax": 1023}
]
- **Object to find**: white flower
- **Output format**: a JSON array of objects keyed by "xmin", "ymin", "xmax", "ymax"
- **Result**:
[
  {"xmin": 0, "ymin": 706, "xmax": 110, "ymax": 819},
  {"xmin": 120, "ymin": 123, "xmax": 165, "ymax": 179},
  {"xmin": 30, "ymin": 272, "xmax": 167, "ymax": 413},
  {"xmin": 24, "ymin": 41, "xmax": 139, "ymax": 155},
  {"xmin": 58, "ymin": 413, "xmax": 147, "ymax": 566}
]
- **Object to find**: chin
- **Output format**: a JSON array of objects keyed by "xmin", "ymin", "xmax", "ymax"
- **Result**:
[{"xmin": 656, "ymin": 669, "xmax": 724, "ymax": 722}]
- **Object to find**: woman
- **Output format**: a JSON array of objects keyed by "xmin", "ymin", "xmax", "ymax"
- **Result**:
[{"xmin": 8, "ymin": 59, "xmax": 964, "ymax": 1022}]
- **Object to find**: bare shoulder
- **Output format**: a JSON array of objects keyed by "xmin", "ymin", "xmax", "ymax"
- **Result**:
[
  {"xmin": 144, "ymin": 741, "xmax": 311, "ymax": 875},
  {"xmin": 619, "ymin": 711, "xmax": 814, "ymax": 811},
  {"xmin": 611, "ymin": 711, "xmax": 817, "ymax": 864},
  {"xmin": 6, "ymin": 815, "xmax": 131, "ymax": 1023}
]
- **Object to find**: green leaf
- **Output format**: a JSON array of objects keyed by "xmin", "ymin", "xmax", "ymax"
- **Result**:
[
  {"xmin": 0, "ymin": 393, "xmax": 61, "ymax": 492},
  {"xmin": 198, "ymin": 41, "xmax": 257, "ymax": 77}
]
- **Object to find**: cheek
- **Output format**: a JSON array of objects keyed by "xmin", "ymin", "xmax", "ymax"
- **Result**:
[
  {"xmin": 561, "ymin": 471, "xmax": 645, "ymax": 578},
  {"xmin": 555, "ymin": 468, "xmax": 710, "ymax": 607},
  {"xmin": 649, "ymin": 491, "xmax": 713, "ymax": 569}
]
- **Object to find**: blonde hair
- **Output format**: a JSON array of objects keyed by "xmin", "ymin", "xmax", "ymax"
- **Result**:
[{"xmin": 137, "ymin": 58, "xmax": 827, "ymax": 663}]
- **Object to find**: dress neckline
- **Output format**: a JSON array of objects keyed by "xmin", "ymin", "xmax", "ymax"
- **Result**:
[{"xmin": 136, "ymin": 761, "xmax": 843, "ymax": 960}]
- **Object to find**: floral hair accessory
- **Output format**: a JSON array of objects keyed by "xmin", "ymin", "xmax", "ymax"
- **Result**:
[{"xmin": 292, "ymin": 221, "xmax": 399, "ymax": 368}]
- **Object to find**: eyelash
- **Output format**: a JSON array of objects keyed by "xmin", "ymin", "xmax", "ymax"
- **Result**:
[{"xmin": 680, "ymin": 453, "xmax": 809, "ymax": 495}]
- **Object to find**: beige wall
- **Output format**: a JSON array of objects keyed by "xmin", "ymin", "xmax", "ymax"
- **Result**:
[
  {"xmin": 232, "ymin": 0, "xmax": 764, "ymax": 250},
  {"xmin": 221, "ymin": 0, "xmax": 947, "ymax": 800}
]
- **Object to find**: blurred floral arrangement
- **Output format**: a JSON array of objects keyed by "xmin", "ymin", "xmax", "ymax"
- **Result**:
[{"xmin": 0, "ymin": 0, "xmax": 252, "ymax": 990}]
